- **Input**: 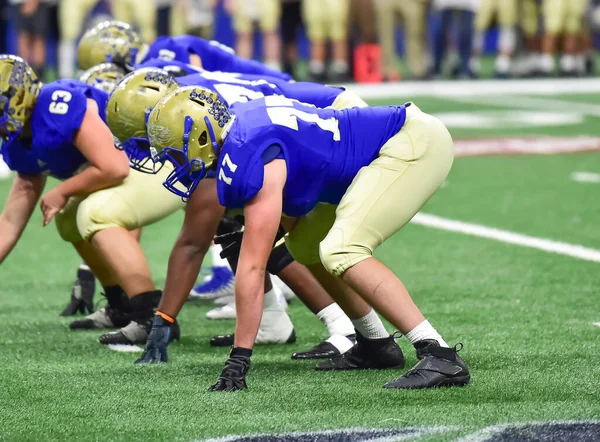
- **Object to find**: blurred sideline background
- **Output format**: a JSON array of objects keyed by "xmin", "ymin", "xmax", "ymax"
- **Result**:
[{"xmin": 1, "ymin": 0, "xmax": 599, "ymax": 84}]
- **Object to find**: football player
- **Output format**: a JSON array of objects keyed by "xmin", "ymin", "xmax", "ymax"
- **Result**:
[
  {"xmin": 472, "ymin": 0, "xmax": 518, "ymax": 77},
  {"xmin": 302, "ymin": 0, "xmax": 350, "ymax": 82},
  {"xmin": 0, "ymin": 55, "xmax": 183, "ymax": 347},
  {"xmin": 226, "ymin": 0, "xmax": 282, "ymax": 72},
  {"xmin": 60, "ymin": 62, "xmax": 131, "ymax": 317},
  {"xmin": 540, "ymin": 0, "xmax": 588, "ymax": 76},
  {"xmin": 147, "ymin": 87, "xmax": 471, "ymax": 391},
  {"xmin": 77, "ymin": 21, "xmax": 291, "ymax": 81},
  {"xmin": 107, "ymin": 67, "xmax": 379, "ymax": 359}
]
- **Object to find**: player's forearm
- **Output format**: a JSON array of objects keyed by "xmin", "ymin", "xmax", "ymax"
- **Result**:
[
  {"xmin": 0, "ymin": 218, "xmax": 22, "ymax": 264},
  {"xmin": 57, "ymin": 165, "xmax": 128, "ymax": 198},
  {"xmin": 233, "ymin": 265, "xmax": 265, "ymax": 350},
  {"xmin": 158, "ymin": 242, "xmax": 207, "ymax": 318}
]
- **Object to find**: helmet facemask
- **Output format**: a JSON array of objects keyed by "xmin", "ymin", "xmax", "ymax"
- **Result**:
[{"xmin": 148, "ymin": 86, "xmax": 233, "ymax": 200}]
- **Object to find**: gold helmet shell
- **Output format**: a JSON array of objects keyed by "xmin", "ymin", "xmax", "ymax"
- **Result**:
[
  {"xmin": 77, "ymin": 20, "xmax": 142, "ymax": 71},
  {"xmin": 147, "ymin": 86, "xmax": 234, "ymax": 198},
  {"xmin": 106, "ymin": 67, "xmax": 179, "ymax": 144},
  {"xmin": 0, "ymin": 55, "xmax": 40, "ymax": 141},
  {"xmin": 79, "ymin": 63, "xmax": 127, "ymax": 94}
]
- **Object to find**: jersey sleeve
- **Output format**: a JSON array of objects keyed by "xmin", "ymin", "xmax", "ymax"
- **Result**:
[
  {"xmin": 186, "ymin": 38, "xmax": 292, "ymax": 81},
  {"xmin": 33, "ymin": 84, "xmax": 88, "ymax": 146},
  {"xmin": 142, "ymin": 36, "xmax": 191, "ymax": 64},
  {"xmin": 1, "ymin": 139, "xmax": 43, "ymax": 176}
]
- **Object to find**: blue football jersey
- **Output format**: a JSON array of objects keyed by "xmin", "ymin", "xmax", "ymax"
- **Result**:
[
  {"xmin": 216, "ymin": 96, "xmax": 407, "ymax": 216},
  {"xmin": 142, "ymin": 35, "xmax": 292, "ymax": 81},
  {"xmin": 2, "ymin": 80, "xmax": 108, "ymax": 179},
  {"xmin": 136, "ymin": 58, "xmax": 204, "ymax": 77},
  {"xmin": 178, "ymin": 71, "xmax": 343, "ymax": 108}
]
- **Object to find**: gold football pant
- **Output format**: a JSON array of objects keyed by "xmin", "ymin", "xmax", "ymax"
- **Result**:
[
  {"xmin": 55, "ymin": 163, "xmax": 185, "ymax": 243},
  {"xmin": 374, "ymin": 0, "xmax": 427, "ymax": 78},
  {"xmin": 111, "ymin": 0, "xmax": 157, "ymax": 43},
  {"xmin": 232, "ymin": 0, "xmax": 280, "ymax": 33},
  {"xmin": 476, "ymin": 0, "xmax": 518, "ymax": 30},
  {"xmin": 58, "ymin": 0, "xmax": 98, "ymax": 41},
  {"xmin": 303, "ymin": 0, "xmax": 349, "ymax": 42},
  {"xmin": 286, "ymin": 104, "xmax": 454, "ymax": 276},
  {"xmin": 520, "ymin": 0, "xmax": 540, "ymax": 38},
  {"xmin": 543, "ymin": 0, "xmax": 587, "ymax": 35}
]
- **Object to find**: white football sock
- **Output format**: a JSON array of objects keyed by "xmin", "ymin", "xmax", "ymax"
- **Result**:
[
  {"xmin": 495, "ymin": 54, "xmax": 512, "ymax": 74},
  {"xmin": 78, "ymin": 262, "xmax": 91, "ymax": 271},
  {"xmin": 560, "ymin": 54, "xmax": 576, "ymax": 73},
  {"xmin": 317, "ymin": 303, "xmax": 354, "ymax": 338},
  {"xmin": 210, "ymin": 244, "xmax": 229, "ymax": 268},
  {"xmin": 309, "ymin": 60, "xmax": 325, "ymax": 74},
  {"xmin": 58, "ymin": 40, "xmax": 76, "ymax": 79},
  {"xmin": 325, "ymin": 334, "xmax": 355, "ymax": 354},
  {"xmin": 331, "ymin": 59, "xmax": 349, "ymax": 74},
  {"xmin": 264, "ymin": 60, "xmax": 282, "ymax": 72},
  {"xmin": 351, "ymin": 309, "xmax": 389, "ymax": 339},
  {"xmin": 263, "ymin": 288, "xmax": 284, "ymax": 311},
  {"xmin": 406, "ymin": 320, "xmax": 448, "ymax": 347},
  {"xmin": 540, "ymin": 54, "xmax": 555, "ymax": 73}
]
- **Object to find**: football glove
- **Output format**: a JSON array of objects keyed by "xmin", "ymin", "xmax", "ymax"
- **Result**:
[
  {"xmin": 208, "ymin": 353, "xmax": 251, "ymax": 391},
  {"xmin": 214, "ymin": 226, "xmax": 287, "ymax": 261},
  {"xmin": 135, "ymin": 315, "xmax": 173, "ymax": 364}
]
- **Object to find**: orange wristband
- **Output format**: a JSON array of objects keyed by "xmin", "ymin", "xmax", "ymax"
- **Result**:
[{"xmin": 156, "ymin": 311, "xmax": 175, "ymax": 324}]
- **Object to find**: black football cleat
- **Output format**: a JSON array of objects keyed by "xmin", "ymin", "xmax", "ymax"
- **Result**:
[
  {"xmin": 210, "ymin": 330, "xmax": 297, "ymax": 347},
  {"xmin": 69, "ymin": 290, "xmax": 133, "ymax": 330},
  {"xmin": 291, "ymin": 335, "xmax": 356, "ymax": 360},
  {"xmin": 60, "ymin": 266, "xmax": 96, "ymax": 316},
  {"xmin": 99, "ymin": 318, "xmax": 180, "ymax": 346},
  {"xmin": 315, "ymin": 332, "xmax": 405, "ymax": 371},
  {"xmin": 69, "ymin": 307, "xmax": 133, "ymax": 330},
  {"xmin": 384, "ymin": 342, "xmax": 470, "ymax": 389}
]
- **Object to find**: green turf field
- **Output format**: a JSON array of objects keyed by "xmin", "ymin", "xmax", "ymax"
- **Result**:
[{"xmin": 1, "ymin": 80, "xmax": 599, "ymax": 441}]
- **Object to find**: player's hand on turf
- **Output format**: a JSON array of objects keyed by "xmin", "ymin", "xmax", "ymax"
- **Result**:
[
  {"xmin": 40, "ymin": 188, "xmax": 67, "ymax": 226},
  {"xmin": 208, "ymin": 353, "xmax": 251, "ymax": 392},
  {"xmin": 135, "ymin": 315, "xmax": 172, "ymax": 364}
]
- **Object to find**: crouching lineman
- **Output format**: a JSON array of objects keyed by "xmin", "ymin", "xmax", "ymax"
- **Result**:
[
  {"xmin": 77, "ymin": 20, "xmax": 291, "ymax": 81},
  {"xmin": 104, "ymin": 68, "xmax": 362, "ymax": 358},
  {"xmin": 0, "ymin": 55, "xmax": 184, "ymax": 347},
  {"xmin": 128, "ymin": 71, "xmax": 409, "ymax": 368},
  {"xmin": 147, "ymin": 87, "xmax": 471, "ymax": 391}
]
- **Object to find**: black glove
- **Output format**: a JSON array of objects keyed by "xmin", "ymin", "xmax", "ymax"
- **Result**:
[
  {"xmin": 135, "ymin": 315, "xmax": 173, "ymax": 364},
  {"xmin": 214, "ymin": 226, "xmax": 287, "ymax": 261},
  {"xmin": 208, "ymin": 349, "xmax": 252, "ymax": 392},
  {"xmin": 214, "ymin": 230, "xmax": 244, "ymax": 260}
]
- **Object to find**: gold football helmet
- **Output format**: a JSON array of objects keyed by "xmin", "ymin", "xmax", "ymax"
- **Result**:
[
  {"xmin": 147, "ymin": 86, "xmax": 234, "ymax": 198},
  {"xmin": 79, "ymin": 63, "xmax": 127, "ymax": 94},
  {"xmin": 77, "ymin": 21, "xmax": 143, "ymax": 71},
  {"xmin": 0, "ymin": 55, "xmax": 40, "ymax": 143},
  {"xmin": 106, "ymin": 68, "xmax": 179, "ymax": 172}
]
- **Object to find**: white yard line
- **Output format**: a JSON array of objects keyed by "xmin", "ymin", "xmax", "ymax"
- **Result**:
[
  {"xmin": 571, "ymin": 171, "xmax": 600, "ymax": 183},
  {"xmin": 412, "ymin": 213, "xmax": 600, "ymax": 263},
  {"xmin": 446, "ymin": 94, "xmax": 600, "ymax": 117},
  {"xmin": 344, "ymin": 78, "xmax": 600, "ymax": 99}
]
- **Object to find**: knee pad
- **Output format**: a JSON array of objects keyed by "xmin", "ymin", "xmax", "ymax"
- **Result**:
[
  {"xmin": 319, "ymin": 227, "xmax": 372, "ymax": 277},
  {"xmin": 267, "ymin": 243, "xmax": 294, "ymax": 275}
]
